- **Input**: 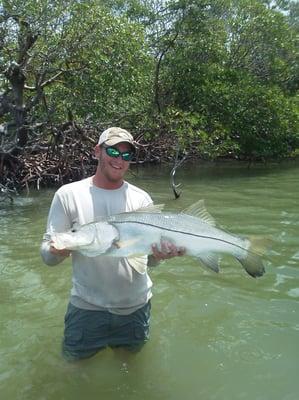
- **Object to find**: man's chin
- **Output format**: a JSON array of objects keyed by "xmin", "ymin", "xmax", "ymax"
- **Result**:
[{"xmin": 109, "ymin": 171, "xmax": 125, "ymax": 182}]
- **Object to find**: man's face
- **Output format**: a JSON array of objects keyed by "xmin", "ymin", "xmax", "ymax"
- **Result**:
[{"xmin": 96, "ymin": 142, "xmax": 132, "ymax": 184}]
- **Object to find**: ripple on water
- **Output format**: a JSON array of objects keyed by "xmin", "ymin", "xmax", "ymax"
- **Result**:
[
  {"xmin": 287, "ymin": 288, "xmax": 299, "ymax": 298},
  {"xmin": 1, "ymin": 165, "xmax": 299, "ymax": 400}
]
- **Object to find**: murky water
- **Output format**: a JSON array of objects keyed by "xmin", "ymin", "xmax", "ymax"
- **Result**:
[{"xmin": 0, "ymin": 161, "xmax": 298, "ymax": 400}]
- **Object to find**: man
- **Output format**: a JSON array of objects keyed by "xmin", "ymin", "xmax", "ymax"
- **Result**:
[{"xmin": 41, "ymin": 127, "xmax": 184, "ymax": 361}]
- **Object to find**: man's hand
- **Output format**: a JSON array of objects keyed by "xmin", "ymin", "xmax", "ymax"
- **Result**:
[
  {"xmin": 50, "ymin": 243, "xmax": 71, "ymax": 257},
  {"xmin": 151, "ymin": 239, "xmax": 185, "ymax": 262}
]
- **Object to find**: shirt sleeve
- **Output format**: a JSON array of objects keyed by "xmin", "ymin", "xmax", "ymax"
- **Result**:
[{"xmin": 40, "ymin": 191, "xmax": 72, "ymax": 266}]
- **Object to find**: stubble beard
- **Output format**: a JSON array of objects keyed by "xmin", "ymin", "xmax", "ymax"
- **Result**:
[{"xmin": 99, "ymin": 158, "xmax": 128, "ymax": 184}]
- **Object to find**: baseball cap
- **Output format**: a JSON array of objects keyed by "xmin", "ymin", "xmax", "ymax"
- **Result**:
[{"xmin": 98, "ymin": 127, "xmax": 136, "ymax": 149}]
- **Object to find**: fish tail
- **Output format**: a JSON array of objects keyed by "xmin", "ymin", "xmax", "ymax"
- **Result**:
[
  {"xmin": 237, "ymin": 253, "xmax": 265, "ymax": 278},
  {"xmin": 237, "ymin": 236, "xmax": 272, "ymax": 278}
]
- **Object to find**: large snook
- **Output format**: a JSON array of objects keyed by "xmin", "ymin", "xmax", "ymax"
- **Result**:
[{"xmin": 51, "ymin": 200, "xmax": 268, "ymax": 277}]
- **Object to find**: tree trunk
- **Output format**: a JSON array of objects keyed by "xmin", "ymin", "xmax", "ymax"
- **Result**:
[{"xmin": 6, "ymin": 63, "xmax": 28, "ymax": 147}]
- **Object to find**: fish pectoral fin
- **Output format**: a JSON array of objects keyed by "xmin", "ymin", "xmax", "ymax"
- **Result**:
[
  {"xmin": 128, "ymin": 256, "xmax": 148, "ymax": 274},
  {"xmin": 196, "ymin": 253, "xmax": 220, "ymax": 273},
  {"xmin": 181, "ymin": 200, "xmax": 216, "ymax": 226}
]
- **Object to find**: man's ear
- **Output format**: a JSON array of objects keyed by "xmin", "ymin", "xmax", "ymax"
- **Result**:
[{"xmin": 94, "ymin": 144, "xmax": 101, "ymax": 159}]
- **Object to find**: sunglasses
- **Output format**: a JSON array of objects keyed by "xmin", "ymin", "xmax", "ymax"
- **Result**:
[{"xmin": 104, "ymin": 146, "xmax": 134, "ymax": 161}]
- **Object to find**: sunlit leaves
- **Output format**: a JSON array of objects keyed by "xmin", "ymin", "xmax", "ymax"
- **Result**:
[{"xmin": 1, "ymin": 0, "xmax": 298, "ymax": 160}]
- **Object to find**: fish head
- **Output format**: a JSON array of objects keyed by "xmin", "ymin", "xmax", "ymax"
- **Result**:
[{"xmin": 51, "ymin": 224, "xmax": 96, "ymax": 250}]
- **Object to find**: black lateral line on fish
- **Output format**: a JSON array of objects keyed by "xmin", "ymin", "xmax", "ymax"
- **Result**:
[{"xmin": 111, "ymin": 220, "xmax": 251, "ymax": 254}]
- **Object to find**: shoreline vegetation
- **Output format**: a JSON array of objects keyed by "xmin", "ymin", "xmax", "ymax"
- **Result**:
[
  {"xmin": 1, "ymin": 1, "xmax": 298, "ymax": 197},
  {"xmin": 1, "ymin": 120, "xmax": 298, "ymax": 200}
]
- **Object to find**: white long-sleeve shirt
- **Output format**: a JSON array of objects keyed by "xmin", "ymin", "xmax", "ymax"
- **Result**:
[{"xmin": 40, "ymin": 177, "xmax": 153, "ymax": 315}]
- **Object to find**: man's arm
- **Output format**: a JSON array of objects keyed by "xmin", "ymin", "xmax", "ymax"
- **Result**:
[{"xmin": 40, "ymin": 192, "xmax": 72, "ymax": 266}]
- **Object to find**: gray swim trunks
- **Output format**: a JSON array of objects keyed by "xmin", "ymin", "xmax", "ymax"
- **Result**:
[{"xmin": 62, "ymin": 301, "xmax": 151, "ymax": 361}]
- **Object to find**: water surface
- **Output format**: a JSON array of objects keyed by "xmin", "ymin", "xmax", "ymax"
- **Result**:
[{"xmin": 0, "ymin": 161, "xmax": 298, "ymax": 400}]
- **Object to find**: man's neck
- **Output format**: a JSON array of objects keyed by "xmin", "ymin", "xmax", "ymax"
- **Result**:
[{"xmin": 92, "ymin": 173, "xmax": 124, "ymax": 190}]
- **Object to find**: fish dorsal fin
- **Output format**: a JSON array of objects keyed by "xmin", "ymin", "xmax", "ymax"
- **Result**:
[
  {"xmin": 181, "ymin": 200, "xmax": 216, "ymax": 226},
  {"xmin": 133, "ymin": 203, "xmax": 164, "ymax": 213}
]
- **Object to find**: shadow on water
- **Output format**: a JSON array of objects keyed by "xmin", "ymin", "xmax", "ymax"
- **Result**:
[{"xmin": 0, "ymin": 161, "xmax": 299, "ymax": 400}]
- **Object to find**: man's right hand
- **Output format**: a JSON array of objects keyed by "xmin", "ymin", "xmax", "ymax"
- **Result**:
[{"xmin": 50, "ymin": 244, "xmax": 71, "ymax": 257}]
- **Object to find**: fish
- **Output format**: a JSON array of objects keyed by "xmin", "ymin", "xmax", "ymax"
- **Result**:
[{"xmin": 51, "ymin": 200, "xmax": 268, "ymax": 277}]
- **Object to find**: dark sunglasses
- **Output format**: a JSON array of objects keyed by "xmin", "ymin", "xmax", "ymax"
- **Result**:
[{"xmin": 104, "ymin": 146, "xmax": 134, "ymax": 161}]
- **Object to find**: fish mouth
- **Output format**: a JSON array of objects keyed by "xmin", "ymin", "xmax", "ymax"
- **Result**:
[{"xmin": 52, "ymin": 233, "xmax": 94, "ymax": 249}]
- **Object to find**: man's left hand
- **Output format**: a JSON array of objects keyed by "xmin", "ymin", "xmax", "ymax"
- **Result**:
[{"xmin": 151, "ymin": 239, "xmax": 185, "ymax": 262}]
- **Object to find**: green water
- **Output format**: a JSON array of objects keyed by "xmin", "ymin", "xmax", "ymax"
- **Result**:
[{"xmin": 0, "ymin": 161, "xmax": 298, "ymax": 400}]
